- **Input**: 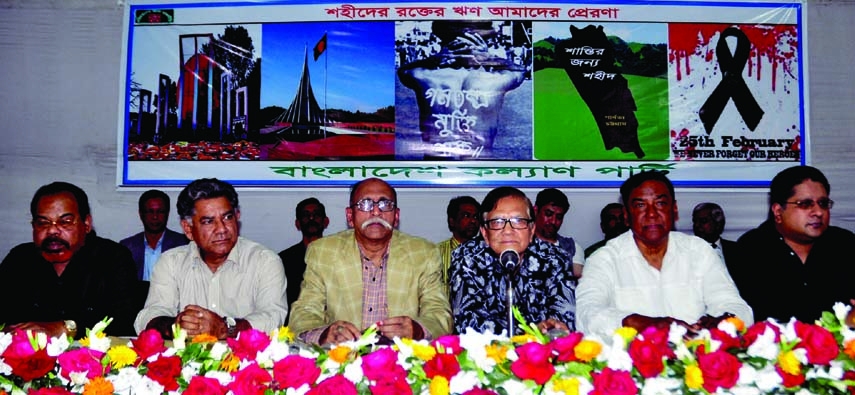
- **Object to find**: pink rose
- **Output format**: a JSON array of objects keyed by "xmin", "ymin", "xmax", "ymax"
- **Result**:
[
  {"xmin": 628, "ymin": 337, "xmax": 665, "ymax": 378},
  {"xmin": 273, "ymin": 355, "xmax": 321, "ymax": 390},
  {"xmin": 550, "ymin": 332, "xmax": 583, "ymax": 362},
  {"xmin": 184, "ymin": 376, "xmax": 227, "ymax": 395},
  {"xmin": 794, "ymin": 321, "xmax": 839, "ymax": 365},
  {"xmin": 362, "ymin": 347, "xmax": 406, "ymax": 382},
  {"xmin": 510, "ymin": 342, "xmax": 555, "ymax": 385},
  {"xmin": 57, "ymin": 348, "xmax": 107, "ymax": 380},
  {"xmin": 638, "ymin": 326, "xmax": 674, "ymax": 359},
  {"xmin": 131, "ymin": 329, "xmax": 167, "ymax": 363},
  {"xmin": 776, "ymin": 365, "xmax": 806, "ymax": 388},
  {"xmin": 370, "ymin": 375, "xmax": 413, "ymax": 395},
  {"xmin": 227, "ymin": 329, "xmax": 272, "ymax": 361},
  {"xmin": 591, "ymin": 367, "xmax": 638, "ymax": 395},
  {"xmin": 228, "ymin": 363, "xmax": 272, "ymax": 395},
  {"xmin": 424, "ymin": 353, "xmax": 460, "ymax": 379},
  {"xmin": 461, "ymin": 389, "xmax": 499, "ymax": 395},
  {"xmin": 307, "ymin": 374, "xmax": 358, "ymax": 395},
  {"xmin": 26, "ymin": 388, "xmax": 73, "ymax": 395},
  {"xmin": 145, "ymin": 355, "xmax": 182, "ymax": 391},
  {"xmin": 2, "ymin": 330, "xmax": 57, "ymax": 382},
  {"xmin": 432, "ymin": 335, "xmax": 462, "ymax": 355},
  {"xmin": 697, "ymin": 349, "xmax": 741, "ymax": 392}
]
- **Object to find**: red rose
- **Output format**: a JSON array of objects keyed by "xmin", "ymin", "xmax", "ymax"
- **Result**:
[
  {"xmin": 307, "ymin": 374, "xmax": 358, "ymax": 395},
  {"xmin": 709, "ymin": 329, "xmax": 741, "ymax": 352},
  {"xmin": 424, "ymin": 353, "xmax": 460, "ymax": 379},
  {"xmin": 184, "ymin": 375, "xmax": 227, "ymax": 395},
  {"xmin": 510, "ymin": 342, "xmax": 555, "ymax": 385},
  {"xmin": 362, "ymin": 347, "xmax": 406, "ymax": 382},
  {"xmin": 432, "ymin": 335, "xmax": 462, "ymax": 355},
  {"xmin": 2, "ymin": 331, "xmax": 57, "ymax": 382},
  {"xmin": 628, "ymin": 337, "xmax": 664, "ymax": 378},
  {"xmin": 228, "ymin": 363, "xmax": 272, "ymax": 395},
  {"xmin": 743, "ymin": 322, "xmax": 780, "ymax": 347},
  {"xmin": 145, "ymin": 355, "xmax": 182, "ymax": 391},
  {"xmin": 461, "ymin": 389, "xmax": 499, "ymax": 395},
  {"xmin": 131, "ymin": 329, "xmax": 167, "ymax": 363},
  {"xmin": 638, "ymin": 327, "xmax": 674, "ymax": 359},
  {"xmin": 776, "ymin": 365, "xmax": 806, "ymax": 388},
  {"xmin": 697, "ymin": 350, "xmax": 741, "ymax": 392},
  {"xmin": 273, "ymin": 355, "xmax": 321, "ymax": 390},
  {"xmin": 370, "ymin": 375, "xmax": 413, "ymax": 395},
  {"xmin": 550, "ymin": 332, "xmax": 583, "ymax": 362},
  {"xmin": 591, "ymin": 367, "xmax": 638, "ymax": 395},
  {"xmin": 227, "ymin": 329, "xmax": 272, "ymax": 361},
  {"xmin": 57, "ymin": 348, "xmax": 106, "ymax": 380},
  {"xmin": 26, "ymin": 388, "xmax": 72, "ymax": 395},
  {"xmin": 794, "ymin": 321, "xmax": 839, "ymax": 365},
  {"xmin": 843, "ymin": 370, "xmax": 855, "ymax": 395}
]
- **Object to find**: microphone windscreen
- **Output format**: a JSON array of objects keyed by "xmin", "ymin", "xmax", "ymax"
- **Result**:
[{"xmin": 499, "ymin": 249, "xmax": 520, "ymax": 270}]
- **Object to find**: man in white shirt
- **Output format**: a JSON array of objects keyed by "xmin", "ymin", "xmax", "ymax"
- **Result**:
[
  {"xmin": 576, "ymin": 171, "xmax": 752, "ymax": 339},
  {"xmin": 135, "ymin": 178, "xmax": 288, "ymax": 339}
]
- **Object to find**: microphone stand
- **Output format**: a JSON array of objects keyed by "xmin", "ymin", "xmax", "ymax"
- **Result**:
[{"xmin": 507, "ymin": 274, "xmax": 514, "ymax": 336}]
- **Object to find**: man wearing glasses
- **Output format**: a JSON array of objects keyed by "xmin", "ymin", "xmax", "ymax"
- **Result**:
[
  {"xmin": 290, "ymin": 178, "xmax": 451, "ymax": 345},
  {"xmin": 731, "ymin": 165, "xmax": 855, "ymax": 324},
  {"xmin": 449, "ymin": 186, "xmax": 576, "ymax": 336},
  {"xmin": 0, "ymin": 182, "xmax": 138, "ymax": 338}
]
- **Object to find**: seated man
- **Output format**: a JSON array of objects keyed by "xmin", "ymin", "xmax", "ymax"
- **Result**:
[
  {"xmin": 279, "ymin": 197, "xmax": 329, "ymax": 324},
  {"xmin": 584, "ymin": 202, "xmax": 628, "ymax": 258},
  {"xmin": 0, "ymin": 182, "xmax": 138, "ymax": 337},
  {"xmin": 533, "ymin": 188, "xmax": 586, "ymax": 277},
  {"xmin": 290, "ymin": 178, "xmax": 451, "ymax": 345},
  {"xmin": 450, "ymin": 186, "xmax": 576, "ymax": 336},
  {"xmin": 731, "ymin": 166, "xmax": 855, "ymax": 323},
  {"xmin": 577, "ymin": 171, "xmax": 752, "ymax": 338},
  {"xmin": 436, "ymin": 195, "xmax": 481, "ymax": 287},
  {"xmin": 135, "ymin": 178, "xmax": 288, "ymax": 339}
]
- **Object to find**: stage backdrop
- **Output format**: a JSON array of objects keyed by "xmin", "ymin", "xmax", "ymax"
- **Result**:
[{"xmin": 119, "ymin": 0, "xmax": 806, "ymax": 188}]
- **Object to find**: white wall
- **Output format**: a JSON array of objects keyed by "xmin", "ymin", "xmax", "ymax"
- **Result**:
[{"xmin": 1, "ymin": 0, "xmax": 854, "ymax": 257}]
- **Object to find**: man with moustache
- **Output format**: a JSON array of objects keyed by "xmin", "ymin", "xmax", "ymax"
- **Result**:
[
  {"xmin": 279, "ymin": 197, "xmax": 329, "ymax": 324},
  {"xmin": 135, "ymin": 178, "xmax": 287, "ymax": 339},
  {"xmin": 533, "ymin": 188, "xmax": 586, "ymax": 277},
  {"xmin": 731, "ymin": 166, "xmax": 855, "ymax": 324},
  {"xmin": 437, "ymin": 195, "xmax": 480, "ymax": 287},
  {"xmin": 450, "ymin": 186, "xmax": 576, "ymax": 336},
  {"xmin": 576, "ymin": 171, "xmax": 752, "ymax": 339},
  {"xmin": 0, "ymin": 182, "xmax": 138, "ymax": 337},
  {"xmin": 290, "ymin": 178, "xmax": 451, "ymax": 345}
]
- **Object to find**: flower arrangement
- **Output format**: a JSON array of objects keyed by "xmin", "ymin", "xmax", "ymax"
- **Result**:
[{"xmin": 2, "ymin": 304, "xmax": 855, "ymax": 395}]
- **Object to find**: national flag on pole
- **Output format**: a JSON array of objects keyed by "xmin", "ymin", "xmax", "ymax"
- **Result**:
[{"xmin": 313, "ymin": 33, "xmax": 327, "ymax": 61}]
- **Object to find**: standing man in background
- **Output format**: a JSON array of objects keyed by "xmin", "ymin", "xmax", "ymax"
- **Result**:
[
  {"xmin": 533, "ymin": 188, "xmax": 586, "ymax": 277},
  {"xmin": 692, "ymin": 202, "xmax": 738, "ymax": 273},
  {"xmin": 437, "ymin": 195, "xmax": 481, "ymax": 287},
  {"xmin": 120, "ymin": 189, "xmax": 188, "ymax": 281},
  {"xmin": 279, "ymin": 197, "xmax": 329, "ymax": 324},
  {"xmin": 584, "ymin": 202, "xmax": 628, "ymax": 258}
]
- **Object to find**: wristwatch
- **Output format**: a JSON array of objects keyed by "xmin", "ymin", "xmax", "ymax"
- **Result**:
[
  {"xmin": 64, "ymin": 320, "xmax": 77, "ymax": 338},
  {"xmin": 223, "ymin": 316, "xmax": 237, "ymax": 338}
]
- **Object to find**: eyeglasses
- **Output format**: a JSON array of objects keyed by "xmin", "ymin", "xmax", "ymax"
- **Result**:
[
  {"xmin": 352, "ymin": 198, "xmax": 396, "ymax": 212},
  {"xmin": 32, "ymin": 216, "xmax": 78, "ymax": 231},
  {"xmin": 784, "ymin": 198, "xmax": 834, "ymax": 210},
  {"xmin": 483, "ymin": 217, "xmax": 533, "ymax": 230}
]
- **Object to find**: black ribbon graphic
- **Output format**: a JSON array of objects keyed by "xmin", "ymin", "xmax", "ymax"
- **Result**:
[{"xmin": 699, "ymin": 27, "xmax": 764, "ymax": 134}]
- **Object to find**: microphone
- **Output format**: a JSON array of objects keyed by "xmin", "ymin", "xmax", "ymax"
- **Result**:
[{"xmin": 499, "ymin": 249, "xmax": 520, "ymax": 336}]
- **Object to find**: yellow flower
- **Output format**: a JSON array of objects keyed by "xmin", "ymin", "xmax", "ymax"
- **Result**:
[
  {"xmin": 724, "ymin": 316, "xmax": 745, "ymax": 332},
  {"xmin": 511, "ymin": 334, "xmax": 536, "ymax": 344},
  {"xmin": 220, "ymin": 353, "xmax": 240, "ymax": 372},
  {"xmin": 83, "ymin": 376, "xmax": 114, "ymax": 395},
  {"xmin": 276, "ymin": 326, "xmax": 296, "ymax": 343},
  {"xmin": 329, "ymin": 345, "xmax": 353, "ymax": 364},
  {"xmin": 844, "ymin": 339, "xmax": 855, "ymax": 359},
  {"xmin": 107, "ymin": 345, "xmax": 137, "ymax": 369},
  {"xmin": 778, "ymin": 350, "xmax": 801, "ymax": 375},
  {"xmin": 552, "ymin": 377, "xmax": 580, "ymax": 395},
  {"xmin": 412, "ymin": 343, "xmax": 437, "ymax": 361},
  {"xmin": 429, "ymin": 376, "xmax": 449, "ymax": 395},
  {"xmin": 685, "ymin": 364, "xmax": 704, "ymax": 389},
  {"xmin": 615, "ymin": 327, "xmax": 638, "ymax": 343},
  {"xmin": 486, "ymin": 344, "xmax": 509, "ymax": 364},
  {"xmin": 574, "ymin": 339, "xmax": 602, "ymax": 362},
  {"xmin": 191, "ymin": 333, "xmax": 219, "ymax": 344}
]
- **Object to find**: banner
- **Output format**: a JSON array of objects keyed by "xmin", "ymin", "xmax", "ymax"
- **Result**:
[{"xmin": 119, "ymin": 0, "xmax": 806, "ymax": 188}]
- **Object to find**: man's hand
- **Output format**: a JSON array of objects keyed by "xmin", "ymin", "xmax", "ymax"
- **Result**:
[
  {"xmin": 694, "ymin": 313, "xmax": 735, "ymax": 330},
  {"xmin": 537, "ymin": 318, "xmax": 569, "ymax": 336},
  {"xmin": 320, "ymin": 320, "xmax": 360, "ymax": 346},
  {"xmin": 378, "ymin": 316, "xmax": 421, "ymax": 340},
  {"xmin": 8, "ymin": 321, "xmax": 66, "ymax": 338},
  {"xmin": 177, "ymin": 305, "xmax": 226, "ymax": 339},
  {"xmin": 622, "ymin": 313, "xmax": 692, "ymax": 333}
]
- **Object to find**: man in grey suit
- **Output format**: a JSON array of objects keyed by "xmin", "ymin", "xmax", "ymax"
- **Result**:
[{"xmin": 120, "ymin": 189, "xmax": 189, "ymax": 281}]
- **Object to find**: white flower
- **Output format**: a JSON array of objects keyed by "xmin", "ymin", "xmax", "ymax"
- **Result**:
[
  {"xmin": 501, "ymin": 378, "xmax": 534, "ymax": 395},
  {"xmin": 0, "ymin": 332, "xmax": 13, "ymax": 354},
  {"xmin": 728, "ymin": 385, "xmax": 761, "ymax": 395},
  {"xmin": 458, "ymin": 329, "xmax": 504, "ymax": 373},
  {"xmin": 210, "ymin": 341, "xmax": 229, "ymax": 360},
  {"xmin": 746, "ymin": 327, "xmax": 779, "ymax": 361},
  {"xmin": 449, "ymin": 370, "xmax": 482, "ymax": 394},
  {"xmin": 641, "ymin": 377, "xmax": 681, "ymax": 395},
  {"xmin": 172, "ymin": 324, "xmax": 187, "ymax": 350},
  {"xmin": 604, "ymin": 334, "xmax": 632, "ymax": 371},
  {"xmin": 668, "ymin": 323, "xmax": 688, "ymax": 344},
  {"xmin": 833, "ymin": 302, "xmax": 851, "ymax": 322},
  {"xmin": 342, "ymin": 357, "xmax": 364, "ymax": 383},
  {"xmin": 181, "ymin": 362, "xmax": 201, "ymax": 382},
  {"xmin": 68, "ymin": 371, "xmax": 89, "ymax": 386},
  {"xmin": 47, "ymin": 334, "xmax": 70, "ymax": 357},
  {"xmin": 716, "ymin": 319, "xmax": 739, "ymax": 337},
  {"xmin": 0, "ymin": 358, "xmax": 12, "ymax": 375},
  {"xmin": 204, "ymin": 370, "xmax": 234, "ymax": 386},
  {"xmin": 781, "ymin": 318, "xmax": 799, "ymax": 342},
  {"xmin": 86, "ymin": 333, "xmax": 112, "ymax": 353},
  {"xmin": 285, "ymin": 383, "xmax": 312, "ymax": 395},
  {"xmin": 794, "ymin": 389, "xmax": 814, "ymax": 395},
  {"xmin": 108, "ymin": 367, "xmax": 145, "ymax": 395},
  {"xmin": 806, "ymin": 360, "xmax": 844, "ymax": 380},
  {"xmin": 737, "ymin": 365, "xmax": 781, "ymax": 392},
  {"xmin": 134, "ymin": 375, "xmax": 168, "ymax": 395}
]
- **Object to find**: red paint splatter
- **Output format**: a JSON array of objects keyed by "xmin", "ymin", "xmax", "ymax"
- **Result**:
[{"xmin": 669, "ymin": 23, "xmax": 798, "ymax": 92}]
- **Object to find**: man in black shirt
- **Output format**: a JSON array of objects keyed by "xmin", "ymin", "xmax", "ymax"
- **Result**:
[
  {"xmin": 279, "ymin": 197, "xmax": 328, "ymax": 324},
  {"xmin": 0, "ymin": 182, "xmax": 138, "ymax": 337},
  {"xmin": 732, "ymin": 166, "xmax": 855, "ymax": 324}
]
